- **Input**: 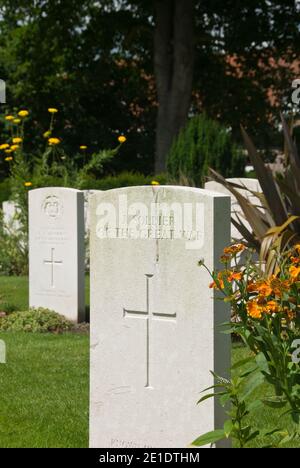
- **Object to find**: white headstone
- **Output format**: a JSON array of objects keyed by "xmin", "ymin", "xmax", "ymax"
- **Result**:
[
  {"xmin": 89, "ymin": 186, "xmax": 231, "ymax": 448},
  {"xmin": 84, "ymin": 190, "xmax": 102, "ymax": 234},
  {"xmin": 84, "ymin": 190, "xmax": 102, "ymax": 270},
  {"xmin": 29, "ymin": 188, "xmax": 85, "ymax": 322},
  {"xmin": 205, "ymin": 178, "xmax": 262, "ymax": 241},
  {"xmin": 2, "ymin": 200, "xmax": 20, "ymax": 232}
]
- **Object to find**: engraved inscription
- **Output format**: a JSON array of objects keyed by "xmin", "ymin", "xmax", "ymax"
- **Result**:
[
  {"xmin": 123, "ymin": 274, "xmax": 176, "ymax": 389},
  {"xmin": 111, "ymin": 438, "xmax": 153, "ymax": 448}
]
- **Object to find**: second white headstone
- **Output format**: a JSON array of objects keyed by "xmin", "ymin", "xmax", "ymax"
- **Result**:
[{"xmin": 29, "ymin": 187, "xmax": 85, "ymax": 322}]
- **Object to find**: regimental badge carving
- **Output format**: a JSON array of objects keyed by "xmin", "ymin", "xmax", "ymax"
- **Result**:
[{"xmin": 42, "ymin": 195, "xmax": 63, "ymax": 220}]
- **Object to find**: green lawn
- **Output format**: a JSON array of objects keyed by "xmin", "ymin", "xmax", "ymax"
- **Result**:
[
  {"xmin": 0, "ymin": 276, "xmax": 90, "ymax": 314},
  {"xmin": 0, "ymin": 332, "xmax": 89, "ymax": 448},
  {"xmin": 0, "ymin": 277, "xmax": 298, "ymax": 448}
]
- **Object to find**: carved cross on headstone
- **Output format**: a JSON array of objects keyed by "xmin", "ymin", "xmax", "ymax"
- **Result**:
[
  {"xmin": 44, "ymin": 248, "xmax": 63, "ymax": 288},
  {"xmin": 123, "ymin": 274, "xmax": 176, "ymax": 389}
]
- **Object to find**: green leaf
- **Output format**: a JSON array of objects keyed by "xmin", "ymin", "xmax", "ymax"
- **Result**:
[
  {"xmin": 191, "ymin": 430, "xmax": 226, "ymax": 447},
  {"xmin": 245, "ymin": 430, "xmax": 260, "ymax": 444},
  {"xmin": 242, "ymin": 371, "xmax": 265, "ymax": 399},
  {"xmin": 262, "ymin": 397, "xmax": 288, "ymax": 409},
  {"xmin": 231, "ymin": 356, "xmax": 255, "ymax": 370},
  {"xmin": 224, "ymin": 420, "xmax": 233, "ymax": 438},
  {"xmin": 247, "ymin": 400, "xmax": 264, "ymax": 412},
  {"xmin": 197, "ymin": 392, "xmax": 226, "ymax": 404}
]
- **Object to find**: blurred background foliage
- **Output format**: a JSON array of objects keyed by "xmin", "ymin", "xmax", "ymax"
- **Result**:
[{"xmin": 0, "ymin": 0, "xmax": 299, "ymax": 183}]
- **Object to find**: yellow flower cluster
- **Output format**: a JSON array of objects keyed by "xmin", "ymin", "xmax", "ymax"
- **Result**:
[{"xmin": 48, "ymin": 137, "xmax": 60, "ymax": 146}]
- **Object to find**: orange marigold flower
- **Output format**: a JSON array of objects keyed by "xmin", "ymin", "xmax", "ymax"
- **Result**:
[
  {"xmin": 247, "ymin": 300, "xmax": 263, "ymax": 320},
  {"xmin": 289, "ymin": 265, "xmax": 300, "ymax": 280},
  {"xmin": 290, "ymin": 256, "xmax": 300, "ymax": 264},
  {"xmin": 247, "ymin": 282, "xmax": 258, "ymax": 293},
  {"xmin": 209, "ymin": 272, "xmax": 225, "ymax": 290},
  {"xmin": 228, "ymin": 271, "xmax": 243, "ymax": 282},
  {"xmin": 286, "ymin": 310, "xmax": 296, "ymax": 321},
  {"xmin": 265, "ymin": 300, "xmax": 278, "ymax": 314},
  {"xmin": 209, "ymin": 280, "xmax": 223, "ymax": 290},
  {"xmin": 223, "ymin": 243, "xmax": 245, "ymax": 256},
  {"xmin": 257, "ymin": 281, "xmax": 272, "ymax": 297},
  {"xmin": 269, "ymin": 276, "xmax": 290, "ymax": 297}
]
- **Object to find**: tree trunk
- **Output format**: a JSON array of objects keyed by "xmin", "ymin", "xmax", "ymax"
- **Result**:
[{"xmin": 154, "ymin": 0, "xmax": 195, "ymax": 173}]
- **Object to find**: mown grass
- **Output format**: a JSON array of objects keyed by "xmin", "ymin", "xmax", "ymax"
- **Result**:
[
  {"xmin": 0, "ymin": 276, "xmax": 90, "ymax": 313},
  {"xmin": 0, "ymin": 276, "xmax": 298, "ymax": 448},
  {"xmin": 0, "ymin": 332, "xmax": 89, "ymax": 448}
]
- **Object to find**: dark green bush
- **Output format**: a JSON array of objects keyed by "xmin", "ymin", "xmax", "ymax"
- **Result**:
[
  {"xmin": 78, "ymin": 171, "xmax": 168, "ymax": 191},
  {"xmin": 0, "ymin": 308, "xmax": 73, "ymax": 333},
  {"xmin": 0, "ymin": 179, "xmax": 11, "ymax": 204},
  {"xmin": 166, "ymin": 114, "xmax": 245, "ymax": 186}
]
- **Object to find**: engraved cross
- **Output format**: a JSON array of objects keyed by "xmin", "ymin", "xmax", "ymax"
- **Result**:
[
  {"xmin": 44, "ymin": 248, "xmax": 63, "ymax": 288},
  {"xmin": 123, "ymin": 274, "xmax": 176, "ymax": 389}
]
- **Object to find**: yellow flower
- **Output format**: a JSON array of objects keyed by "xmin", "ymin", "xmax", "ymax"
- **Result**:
[
  {"xmin": 118, "ymin": 135, "xmax": 127, "ymax": 144},
  {"xmin": 48, "ymin": 108, "xmax": 58, "ymax": 114},
  {"xmin": 151, "ymin": 181, "xmax": 160, "ymax": 186},
  {"xmin": 13, "ymin": 119, "xmax": 21, "ymax": 124},
  {"xmin": 10, "ymin": 145, "xmax": 20, "ymax": 151},
  {"xmin": 5, "ymin": 115, "xmax": 14, "ymax": 121},
  {"xmin": 4, "ymin": 156, "xmax": 13, "ymax": 162},
  {"xmin": 12, "ymin": 137, "xmax": 23, "ymax": 144},
  {"xmin": 48, "ymin": 137, "xmax": 61, "ymax": 146},
  {"xmin": 24, "ymin": 182, "xmax": 32, "ymax": 187},
  {"xmin": 5, "ymin": 149, "xmax": 13, "ymax": 154},
  {"xmin": 18, "ymin": 110, "xmax": 29, "ymax": 118},
  {"xmin": 80, "ymin": 145, "xmax": 88, "ymax": 150},
  {"xmin": 43, "ymin": 131, "xmax": 52, "ymax": 139},
  {"xmin": 0, "ymin": 143, "xmax": 10, "ymax": 150}
]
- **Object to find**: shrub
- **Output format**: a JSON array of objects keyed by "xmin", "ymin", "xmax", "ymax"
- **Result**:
[
  {"xmin": 166, "ymin": 114, "xmax": 245, "ymax": 186},
  {"xmin": 0, "ymin": 179, "xmax": 11, "ymax": 204},
  {"xmin": 201, "ymin": 242, "xmax": 300, "ymax": 423},
  {"xmin": 78, "ymin": 171, "xmax": 168, "ymax": 191},
  {"xmin": 0, "ymin": 308, "xmax": 73, "ymax": 333},
  {"xmin": 209, "ymin": 114, "xmax": 300, "ymax": 269},
  {"xmin": 0, "ymin": 209, "xmax": 28, "ymax": 276}
]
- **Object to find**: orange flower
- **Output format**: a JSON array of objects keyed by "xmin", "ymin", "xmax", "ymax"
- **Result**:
[
  {"xmin": 228, "ymin": 271, "xmax": 243, "ymax": 282},
  {"xmin": 257, "ymin": 281, "xmax": 272, "ymax": 297},
  {"xmin": 247, "ymin": 300, "xmax": 263, "ymax": 320},
  {"xmin": 290, "ymin": 256, "xmax": 300, "ymax": 264},
  {"xmin": 269, "ymin": 276, "xmax": 290, "ymax": 297},
  {"xmin": 247, "ymin": 282, "xmax": 258, "ymax": 293},
  {"xmin": 289, "ymin": 265, "xmax": 300, "ymax": 280},
  {"xmin": 209, "ymin": 272, "xmax": 225, "ymax": 290},
  {"xmin": 286, "ymin": 310, "xmax": 296, "ymax": 321},
  {"xmin": 265, "ymin": 300, "xmax": 278, "ymax": 314},
  {"xmin": 223, "ymin": 243, "xmax": 245, "ymax": 256},
  {"xmin": 209, "ymin": 279, "xmax": 224, "ymax": 290}
]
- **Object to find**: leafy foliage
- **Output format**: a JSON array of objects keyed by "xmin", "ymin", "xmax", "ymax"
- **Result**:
[
  {"xmin": 209, "ymin": 115, "xmax": 300, "ymax": 272},
  {"xmin": 201, "ymin": 243, "xmax": 300, "ymax": 425},
  {"xmin": 0, "ymin": 308, "xmax": 73, "ymax": 333},
  {"xmin": 166, "ymin": 114, "xmax": 245, "ymax": 186},
  {"xmin": 192, "ymin": 370, "xmax": 300, "ymax": 448}
]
